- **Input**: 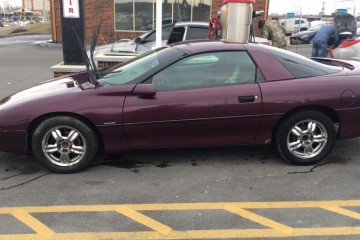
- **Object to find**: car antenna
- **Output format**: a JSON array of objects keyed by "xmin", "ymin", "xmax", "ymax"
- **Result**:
[
  {"xmin": 73, "ymin": 28, "xmax": 99, "ymax": 86},
  {"xmin": 90, "ymin": 19, "xmax": 103, "ymax": 78}
]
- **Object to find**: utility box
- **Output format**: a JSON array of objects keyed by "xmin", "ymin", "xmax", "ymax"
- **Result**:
[{"xmin": 220, "ymin": 0, "xmax": 255, "ymax": 42}]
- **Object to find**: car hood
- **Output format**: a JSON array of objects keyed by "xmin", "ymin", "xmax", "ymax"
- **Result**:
[
  {"xmin": 0, "ymin": 77, "xmax": 81, "ymax": 109},
  {"xmin": 111, "ymin": 40, "xmax": 168, "ymax": 53},
  {"xmin": 111, "ymin": 40, "xmax": 137, "ymax": 52},
  {"xmin": 291, "ymin": 30, "xmax": 316, "ymax": 38}
]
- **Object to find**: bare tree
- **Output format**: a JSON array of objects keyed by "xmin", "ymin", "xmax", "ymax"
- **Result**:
[{"xmin": 2, "ymin": 1, "xmax": 12, "ymax": 19}]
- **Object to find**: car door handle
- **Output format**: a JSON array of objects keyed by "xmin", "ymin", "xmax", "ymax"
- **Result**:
[{"xmin": 238, "ymin": 95, "xmax": 257, "ymax": 103}]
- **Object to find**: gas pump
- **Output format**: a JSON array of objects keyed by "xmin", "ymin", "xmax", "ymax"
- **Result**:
[{"xmin": 215, "ymin": 0, "xmax": 255, "ymax": 42}]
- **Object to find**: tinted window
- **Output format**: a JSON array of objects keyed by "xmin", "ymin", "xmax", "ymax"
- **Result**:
[
  {"xmin": 151, "ymin": 51, "xmax": 256, "ymax": 91},
  {"xmin": 185, "ymin": 27, "xmax": 209, "ymax": 40},
  {"xmin": 144, "ymin": 27, "xmax": 173, "ymax": 42},
  {"xmin": 267, "ymin": 47, "xmax": 342, "ymax": 78},
  {"xmin": 167, "ymin": 26, "xmax": 185, "ymax": 44}
]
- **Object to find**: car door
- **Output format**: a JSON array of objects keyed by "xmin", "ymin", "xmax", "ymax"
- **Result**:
[{"xmin": 122, "ymin": 51, "xmax": 263, "ymax": 149}]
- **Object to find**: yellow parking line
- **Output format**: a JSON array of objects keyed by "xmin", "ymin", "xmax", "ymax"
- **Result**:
[
  {"xmin": 2, "ymin": 200, "xmax": 360, "ymax": 214},
  {"xmin": 321, "ymin": 206, "xmax": 360, "ymax": 220},
  {"xmin": 3, "ymin": 228, "xmax": 360, "ymax": 240},
  {"xmin": 2, "ymin": 201, "xmax": 360, "ymax": 239},
  {"xmin": 116, "ymin": 206, "xmax": 172, "ymax": 235},
  {"xmin": 10, "ymin": 209, "xmax": 55, "ymax": 239},
  {"xmin": 224, "ymin": 204, "xmax": 294, "ymax": 235}
]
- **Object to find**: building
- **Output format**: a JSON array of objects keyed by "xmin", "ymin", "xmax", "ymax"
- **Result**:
[
  {"xmin": 51, "ymin": 0, "xmax": 269, "ymax": 45},
  {"xmin": 22, "ymin": 0, "xmax": 50, "ymax": 20}
]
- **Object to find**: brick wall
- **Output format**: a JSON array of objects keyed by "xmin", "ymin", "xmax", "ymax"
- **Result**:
[{"xmin": 53, "ymin": 0, "xmax": 268, "ymax": 44}]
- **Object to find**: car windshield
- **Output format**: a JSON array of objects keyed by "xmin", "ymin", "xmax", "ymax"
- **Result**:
[
  {"xmin": 98, "ymin": 47, "xmax": 184, "ymax": 85},
  {"xmin": 309, "ymin": 24, "xmax": 323, "ymax": 31}
]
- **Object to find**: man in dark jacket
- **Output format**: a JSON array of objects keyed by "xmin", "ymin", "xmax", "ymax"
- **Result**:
[{"xmin": 311, "ymin": 20, "xmax": 339, "ymax": 57}]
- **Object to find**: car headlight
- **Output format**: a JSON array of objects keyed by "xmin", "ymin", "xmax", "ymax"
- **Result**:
[{"xmin": 300, "ymin": 35, "xmax": 309, "ymax": 38}]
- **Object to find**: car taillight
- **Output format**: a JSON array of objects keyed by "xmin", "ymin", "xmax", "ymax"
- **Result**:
[{"xmin": 339, "ymin": 40, "xmax": 360, "ymax": 48}]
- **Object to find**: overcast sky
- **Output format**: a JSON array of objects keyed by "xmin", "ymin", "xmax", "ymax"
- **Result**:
[
  {"xmin": 0, "ymin": 0, "xmax": 21, "ymax": 8},
  {"xmin": 269, "ymin": 0, "xmax": 360, "ymax": 15},
  {"xmin": 1, "ymin": 0, "xmax": 360, "ymax": 16}
]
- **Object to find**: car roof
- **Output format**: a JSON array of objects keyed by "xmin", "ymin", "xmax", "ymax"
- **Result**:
[
  {"xmin": 171, "ymin": 40, "xmax": 248, "ymax": 54},
  {"xmin": 174, "ymin": 21, "xmax": 209, "ymax": 27}
]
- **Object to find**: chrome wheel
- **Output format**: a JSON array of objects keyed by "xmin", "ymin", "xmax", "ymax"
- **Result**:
[
  {"xmin": 42, "ymin": 125, "xmax": 87, "ymax": 167},
  {"xmin": 287, "ymin": 120, "xmax": 327, "ymax": 159},
  {"xmin": 275, "ymin": 111, "xmax": 335, "ymax": 165}
]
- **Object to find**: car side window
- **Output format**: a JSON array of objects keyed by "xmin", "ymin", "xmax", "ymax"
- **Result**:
[
  {"xmin": 144, "ymin": 27, "xmax": 172, "ymax": 43},
  {"xmin": 167, "ymin": 27, "xmax": 185, "ymax": 44},
  {"xmin": 150, "ymin": 51, "xmax": 256, "ymax": 91},
  {"xmin": 185, "ymin": 27, "xmax": 209, "ymax": 40}
]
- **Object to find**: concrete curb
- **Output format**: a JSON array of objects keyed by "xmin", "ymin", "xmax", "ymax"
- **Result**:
[
  {"xmin": 39, "ymin": 40, "xmax": 62, "ymax": 48},
  {"xmin": 0, "ymin": 32, "xmax": 51, "ymax": 38}
]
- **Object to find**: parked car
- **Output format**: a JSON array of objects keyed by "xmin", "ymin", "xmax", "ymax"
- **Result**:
[
  {"xmin": 290, "ymin": 22, "xmax": 325, "ymax": 45},
  {"xmin": 293, "ymin": 18, "xmax": 310, "ymax": 32},
  {"xmin": 291, "ymin": 13, "xmax": 359, "ymax": 46},
  {"xmin": 356, "ymin": 15, "xmax": 360, "ymax": 28},
  {"xmin": 94, "ymin": 22, "xmax": 209, "ymax": 56},
  {"xmin": 2, "ymin": 41, "xmax": 360, "ymax": 173},
  {"xmin": 94, "ymin": 21, "xmax": 269, "ymax": 57},
  {"xmin": 281, "ymin": 18, "xmax": 310, "ymax": 35}
]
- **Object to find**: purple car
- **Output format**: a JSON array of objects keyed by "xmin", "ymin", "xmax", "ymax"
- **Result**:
[{"xmin": 1, "ymin": 40, "xmax": 360, "ymax": 173}]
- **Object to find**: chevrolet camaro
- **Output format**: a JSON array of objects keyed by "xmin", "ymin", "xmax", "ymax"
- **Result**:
[{"xmin": 1, "ymin": 41, "xmax": 360, "ymax": 173}]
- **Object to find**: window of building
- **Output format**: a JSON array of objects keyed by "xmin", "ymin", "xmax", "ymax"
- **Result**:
[{"xmin": 114, "ymin": 0, "xmax": 211, "ymax": 31}]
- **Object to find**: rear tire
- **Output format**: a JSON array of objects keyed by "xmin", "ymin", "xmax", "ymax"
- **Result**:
[
  {"xmin": 274, "ymin": 111, "xmax": 335, "ymax": 165},
  {"xmin": 31, "ymin": 116, "xmax": 98, "ymax": 173}
]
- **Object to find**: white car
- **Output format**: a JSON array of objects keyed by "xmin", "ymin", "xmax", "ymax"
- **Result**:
[
  {"xmin": 281, "ymin": 18, "xmax": 310, "ymax": 35},
  {"xmin": 93, "ymin": 22, "xmax": 207, "ymax": 57}
]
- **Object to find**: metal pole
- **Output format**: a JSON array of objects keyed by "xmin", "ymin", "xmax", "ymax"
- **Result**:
[{"xmin": 156, "ymin": 0, "xmax": 162, "ymax": 48}]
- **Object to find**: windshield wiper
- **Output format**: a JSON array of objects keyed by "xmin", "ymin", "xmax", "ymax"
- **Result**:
[
  {"xmin": 90, "ymin": 20, "xmax": 102, "ymax": 79},
  {"xmin": 73, "ymin": 20, "xmax": 103, "ymax": 86}
]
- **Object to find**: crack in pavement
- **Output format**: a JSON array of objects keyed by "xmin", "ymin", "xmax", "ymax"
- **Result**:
[
  {"xmin": 287, "ymin": 162, "xmax": 331, "ymax": 174},
  {"xmin": 0, "ymin": 172, "xmax": 23, "ymax": 180},
  {"xmin": 0, "ymin": 172, "xmax": 51, "ymax": 190}
]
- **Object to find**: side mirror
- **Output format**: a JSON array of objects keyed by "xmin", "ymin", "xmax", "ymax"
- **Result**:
[
  {"xmin": 132, "ymin": 84, "xmax": 156, "ymax": 98},
  {"xmin": 134, "ymin": 37, "xmax": 142, "ymax": 45}
]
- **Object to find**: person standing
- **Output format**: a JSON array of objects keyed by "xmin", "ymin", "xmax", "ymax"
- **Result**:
[
  {"xmin": 258, "ymin": 19, "xmax": 287, "ymax": 49},
  {"xmin": 311, "ymin": 20, "xmax": 339, "ymax": 57}
]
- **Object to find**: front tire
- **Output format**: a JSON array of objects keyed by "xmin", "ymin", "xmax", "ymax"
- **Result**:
[
  {"xmin": 31, "ymin": 116, "xmax": 98, "ymax": 173},
  {"xmin": 274, "ymin": 111, "xmax": 335, "ymax": 165}
]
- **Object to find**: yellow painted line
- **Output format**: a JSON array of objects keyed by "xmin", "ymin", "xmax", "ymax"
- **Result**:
[
  {"xmin": 10, "ymin": 209, "xmax": 55, "ymax": 239},
  {"xmin": 321, "ymin": 206, "xmax": 360, "ymax": 220},
  {"xmin": 2, "ymin": 200, "xmax": 360, "ymax": 214},
  {"xmin": 116, "ymin": 206, "xmax": 172, "ymax": 235},
  {"xmin": 3, "ymin": 201, "xmax": 360, "ymax": 239},
  {"xmin": 3, "ymin": 228, "xmax": 360, "ymax": 240},
  {"xmin": 224, "ymin": 204, "xmax": 294, "ymax": 235}
]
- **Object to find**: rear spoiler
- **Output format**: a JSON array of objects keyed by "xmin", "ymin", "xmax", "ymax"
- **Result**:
[{"xmin": 310, "ymin": 57, "xmax": 355, "ymax": 70}]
